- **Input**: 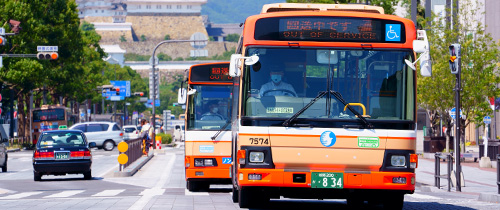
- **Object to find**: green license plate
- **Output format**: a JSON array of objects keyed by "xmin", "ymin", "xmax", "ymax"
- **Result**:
[
  {"xmin": 55, "ymin": 152, "xmax": 69, "ymax": 160},
  {"xmin": 311, "ymin": 172, "xmax": 344, "ymax": 189}
]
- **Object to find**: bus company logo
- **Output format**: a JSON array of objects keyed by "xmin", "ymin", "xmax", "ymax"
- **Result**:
[{"xmin": 320, "ymin": 131, "xmax": 336, "ymax": 147}]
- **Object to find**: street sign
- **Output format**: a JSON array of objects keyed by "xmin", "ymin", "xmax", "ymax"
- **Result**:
[
  {"xmin": 449, "ymin": 107, "xmax": 464, "ymax": 119},
  {"xmin": 149, "ymin": 56, "xmax": 159, "ymax": 65},
  {"xmin": 146, "ymin": 99, "xmax": 160, "ymax": 107},
  {"xmin": 0, "ymin": 28, "xmax": 4, "ymax": 35},
  {"xmin": 37, "ymin": 46, "xmax": 58, "ymax": 52},
  {"xmin": 483, "ymin": 116, "xmax": 492, "ymax": 124},
  {"xmin": 110, "ymin": 80, "xmax": 131, "ymax": 97},
  {"xmin": 190, "ymin": 32, "xmax": 207, "ymax": 49},
  {"xmin": 139, "ymin": 97, "xmax": 148, "ymax": 102},
  {"xmin": 0, "ymin": 56, "xmax": 2, "ymax": 68},
  {"xmin": 110, "ymin": 96, "xmax": 124, "ymax": 101}
]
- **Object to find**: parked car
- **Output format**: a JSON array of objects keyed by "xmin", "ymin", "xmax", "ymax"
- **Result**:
[
  {"xmin": 69, "ymin": 122, "xmax": 123, "ymax": 151},
  {"xmin": 32, "ymin": 130, "xmax": 96, "ymax": 181},
  {"xmin": 0, "ymin": 138, "xmax": 7, "ymax": 172},
  {"xmin": 123, "ymin": 125, "xmax": 140, "ymax": 141},
  {"xmin": 172, "ymin": 125, "xmax": 185, "ymax": 142}
]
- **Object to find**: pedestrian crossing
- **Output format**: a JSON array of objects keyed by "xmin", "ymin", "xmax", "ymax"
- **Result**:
[{"xmin": 0, "ymin": 187, "xmax": 217, "ymax": 200}]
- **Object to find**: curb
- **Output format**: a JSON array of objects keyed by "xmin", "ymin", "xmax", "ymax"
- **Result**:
[
  {"xmin": 478, "ymin": 193, "xmax": 500, "ymax": 203},
  {"xmin": 113, "ymin": 153, "xmax": 154, "ymax": 177},
  {"xmin": 6, "ymin": 148, "xmax": 21, "ymax": 153}
]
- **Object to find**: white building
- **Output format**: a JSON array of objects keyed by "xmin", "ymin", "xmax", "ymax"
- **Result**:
[{"xmin": 101, "ymin": 45, "xmax": 127, "ymax": 67}]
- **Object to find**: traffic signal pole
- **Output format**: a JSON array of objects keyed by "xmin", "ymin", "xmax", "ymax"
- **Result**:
[{"xmin": 450, "ymin": 43, "xmax": 462, "ymax": 192}]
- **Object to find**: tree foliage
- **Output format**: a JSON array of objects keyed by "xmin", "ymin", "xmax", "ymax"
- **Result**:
[
  {"xmin": 418, "ymin": 0, "xmax": 500, "ymax": 138},
  {"xmin": 225, "ymin": 33, "xmax": 240, "ymax": 42}
]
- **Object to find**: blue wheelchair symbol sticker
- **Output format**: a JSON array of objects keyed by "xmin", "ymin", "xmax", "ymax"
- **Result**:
[
  {"xmin": 222, "ymin": 157, "xmax": 232, "ymax": 164},
  {"xmin": 385, "ymin": 24, "xmax": 401, "ymax": 42}
]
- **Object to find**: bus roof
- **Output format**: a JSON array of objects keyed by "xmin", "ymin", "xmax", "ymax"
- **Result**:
[
  {"xmin": 34, "ymin": 105, "xmax": 69, "ymax": 110},
  {"xmin": 241, "ymin": 11, "xmax": 416, "ymax": 49},
  {"xmin": 261, "ymin": 3, "xmax": 384, "ymax": 14}
]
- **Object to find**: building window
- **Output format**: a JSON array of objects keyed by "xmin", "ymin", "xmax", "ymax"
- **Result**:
[
  {"xmin": 146, "ymin": 5, "xmax": 151, "ymax": 9},
  {"xmin": 102, "ymin": 10, "xmax": 104, "ymax": 13},
  {"xmin": 177, "ymin": 5, "xmax": 181, "ymax": 9},
  {"xmin": 157, "ymin": 5, "xmax": 161, "ymax": 9},
  {"xmin": 138, "ymin": 5, "xmax": 141, "ymax": 9},
  {"xmin": 167, "ymin": 5, "xmax": 171, "ymax": 9},
  {"xmin": 95, "ymin": 10, "xmax": 98, "ymax": 13},
  {"xmin": 187, "ymin": 5, "xmax": 192, "ymax": 9}
]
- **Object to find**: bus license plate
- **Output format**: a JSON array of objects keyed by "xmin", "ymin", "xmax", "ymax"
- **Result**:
[
  {"xmin": 311, "ymin": 172, "xmax": 343, "ymax": 189},
  {"xmin": 55, "ymin": 152, "xmax": 69, "ymax": 160}
]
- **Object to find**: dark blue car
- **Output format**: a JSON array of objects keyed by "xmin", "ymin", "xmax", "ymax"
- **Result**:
[{"xmin": 33, "ymin": 130, "xmax": 96, "ymax": 181}]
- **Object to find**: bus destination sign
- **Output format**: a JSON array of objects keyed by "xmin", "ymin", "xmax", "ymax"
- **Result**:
[
  {"xmin": 190, "ymin": 63, "xmax": 232, "ymax": 83},
  {"xmin": 255, "ymin": 17, "xmax": 405, "ymax": 43}
]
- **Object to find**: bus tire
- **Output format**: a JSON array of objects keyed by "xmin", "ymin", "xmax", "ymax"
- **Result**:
[
  {"xmin": 383, "ymin": 193, "xmax": 404, "ymax": 210},
  {"xmin": 347, "ymin": 196, "xmax": 364, "ymax": 208},
  {"xmin": 103, "ymin": 140, "xmax": 115, "ymax": 151},
  {"xmin": 187, "ymin": 180, "xmax": 208, "ymax": 192},
  {"xmin": 238, "ymin": 187, "xmax": 268, "ymax": 208},
  {"xmin": 231, "ymin": 186, "xmax": 239, "ymax": 203},
  {"xmin": 34, "ymin": 171, "xmax": 41, "ymax": 181}
]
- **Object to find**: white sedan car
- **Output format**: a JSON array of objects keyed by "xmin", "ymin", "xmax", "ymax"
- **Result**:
[{"xmin": 123, "ymin": 125, "xmax": 140, "ymax": 141}]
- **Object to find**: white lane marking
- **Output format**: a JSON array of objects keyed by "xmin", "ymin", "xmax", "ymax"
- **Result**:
[
  {"xmin": 44, "ymin": 190, "xmax": 85, "ymax": 198},
  {"xmin": 92, "ymin": 189, "xmax": 125, "ymax": 197},
  {"xmin": 0, "ymin": 188, "xmax": 12, "ymax": 194},
  {"xmin": 0, "ymin": 192, "xmax": 43, "ymax": 199},
  {"xmin": 407, "ymin": 193, "xmax": 440, "ymax": 200},
  {"xmin": 128, "ymin": 153, "xmax": 175, "ymax": 210},
  {"xmin": 185, "ymin": 189, "xmax": 209, "ymax": 196}
]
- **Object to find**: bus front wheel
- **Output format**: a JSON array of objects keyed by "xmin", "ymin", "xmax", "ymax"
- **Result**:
[
  {"xmin": 231, "ymin": 185, "xmax": 238, "ymax": 203},
  {"xmin": 383, "ymin": 193, "xmax": 404, "ymax": 210},
  {"xmin": 238, "ymin": 187, "xmax": 269, "ymax": 208}
]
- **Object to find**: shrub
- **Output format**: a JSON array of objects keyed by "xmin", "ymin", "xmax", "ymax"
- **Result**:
[
  {"xmin": 156, "ymin": 133, "xmax": 172, "ymax": 144},
  {"xmin": 164, "ymin": 34, "xmax": 171, "ymax": 40},
  {"xmin": 119, "ymin": 35, "xmax": 126, "ymax": 42}
]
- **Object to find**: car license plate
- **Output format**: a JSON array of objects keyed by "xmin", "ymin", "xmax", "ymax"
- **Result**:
[
  {"xmin": 311, "ymin": 172, "xmax": 344, "ymax": 189},
  {"xmin": 55, "ymin": 152, "xmax": 69, "ymax": 160}
]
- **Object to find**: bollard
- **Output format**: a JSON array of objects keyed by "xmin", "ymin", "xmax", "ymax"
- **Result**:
[
  {"xmin": 434, "ymin": 152, "xmax": 452, "ymax": 191},
  {"xmin": 435, "ymin": 153, "xmax": 440, "ymax": 188},
  {"xmin": 447, "ymin": 154, "xmax": 452, "ymax": 192},
  {"xmin": 497, "ymin": 154, "xmax": 500, "ymax": 194}
]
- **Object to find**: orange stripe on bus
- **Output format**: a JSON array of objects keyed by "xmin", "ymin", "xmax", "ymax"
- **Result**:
[{"xmin": 240, "ymin": 133, "xmax": 416, "ymax": 140}]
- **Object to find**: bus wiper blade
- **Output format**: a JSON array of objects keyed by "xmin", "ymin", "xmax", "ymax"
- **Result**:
[
  {"xmin": 211, "ymin": 121, "xmax": 231, "ymax": 140},
  {"xmin": 283, "ymin": 91, "xmax": 328, "ymax": 127},
  {"xmin": 329, "ymin": 91, "xmax": 373, "ymax": 129}
]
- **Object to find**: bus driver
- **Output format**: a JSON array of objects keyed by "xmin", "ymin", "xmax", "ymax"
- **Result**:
[{"xmin": 259, "ymin": 69, "xmax": 297, "ymax": 97}]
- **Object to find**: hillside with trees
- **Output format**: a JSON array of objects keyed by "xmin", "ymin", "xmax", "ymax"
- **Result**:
[{"xmin": 201, "ymin": 0, "xmax": 285, "ymax": 24}]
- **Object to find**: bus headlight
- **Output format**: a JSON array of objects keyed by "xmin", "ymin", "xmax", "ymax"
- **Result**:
[
  {"xmin": 204, "ymin": 159, "xmax": 214, "ymax": 166},
  {"xmin": 391, "ymin": 155, "xmax": 406, "ymax": 167},
  {"xmin": 249, "ymin": 152, "xmax": 264, "ymax": 163},
  {"xmin": 194, "ymin": 159, "xmax": 204, "ymax": 167}
]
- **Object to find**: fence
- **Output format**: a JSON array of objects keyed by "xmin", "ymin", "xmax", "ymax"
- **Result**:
[
  {"xmin": 122, "ymin": 138, "xmax": 143, "ymax": 169},
  {"xmin": 435, "ymin": 152, "xmax": 452, "ymax": 192},
  {"xmin": 497, "ymin": 154, "xmax": 500, "ymax": 194}
]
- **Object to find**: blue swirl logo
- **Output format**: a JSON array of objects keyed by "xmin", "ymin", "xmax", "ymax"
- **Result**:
[{"xmin": 320, "ymin": 131, "xmax": 336, "ymax": 147}]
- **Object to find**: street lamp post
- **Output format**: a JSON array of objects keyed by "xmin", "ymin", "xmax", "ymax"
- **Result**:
[{"xmin": 150, "ymin": 39, "xmax": 206, "ymax": 149}]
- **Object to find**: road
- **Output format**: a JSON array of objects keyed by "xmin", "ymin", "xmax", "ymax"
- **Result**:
[{"xmin": 0, "ymin": 146, "xmax": 499, "ymax": 210}]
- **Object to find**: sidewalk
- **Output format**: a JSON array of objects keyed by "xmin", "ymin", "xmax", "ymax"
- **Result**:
[{"xmin": 416, "ymin": 152, "xmax": 500, "ymax": 203}]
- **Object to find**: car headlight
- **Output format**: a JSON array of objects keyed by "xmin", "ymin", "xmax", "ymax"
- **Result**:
[
  {"xmin": 391, "ymin": 155, "xmax": 406, "ymax": 167},
  {"xmin": 249, "ymin": 152, "xmax": 264, "ymax": 163}
]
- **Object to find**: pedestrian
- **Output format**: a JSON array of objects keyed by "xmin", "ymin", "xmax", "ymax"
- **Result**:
[{"xmin": 140, "ymin": 119, "xmax": 152, "ymax": 155}]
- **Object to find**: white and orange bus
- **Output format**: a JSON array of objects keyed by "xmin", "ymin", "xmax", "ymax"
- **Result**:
[
  {"xmin": 181, "ymin": 62, "xmax": 233, "ymax": 191},
  {"xmin": 31, "ymin": 105, "xmax": 73, "ymax": 145},
  {"xmin": 227, "ymin": 3, "xmax": 431, "ymax": 209}
]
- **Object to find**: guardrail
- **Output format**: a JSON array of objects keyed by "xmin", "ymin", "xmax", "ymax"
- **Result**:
[
  {"xmin": 435, "ymin": 152, "xmax": 452, "ymax": 192},
  {"xmin": 123, "ymin": 138, "xmax": 143, "ymax": 169}
]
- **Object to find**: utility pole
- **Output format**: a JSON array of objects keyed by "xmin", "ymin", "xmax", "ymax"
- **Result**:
[{"xmin": 411, "ymin": 0, "xmax": 417, "ymax": 28}]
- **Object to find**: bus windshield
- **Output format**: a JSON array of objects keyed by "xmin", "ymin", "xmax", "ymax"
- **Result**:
[
  {"xmin": 242, "ymin": 47, "xmax": 415, "ymax": 122},
  {"xmin": 187, "ymin": 85, "xmax": 232, "ymax": 130}
]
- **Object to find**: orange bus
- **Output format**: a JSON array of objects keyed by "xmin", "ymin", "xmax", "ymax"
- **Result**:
[
  {"xmin": 227, "ymin": 3, "xmax": 431, "ymax": 209},
  {"xmin": 181, "ymin": 62, "xmax": 233, "ymax": 191},
  {"xmin": 31, "ymin": 105, "xmax": 72, "ymax": 145}
]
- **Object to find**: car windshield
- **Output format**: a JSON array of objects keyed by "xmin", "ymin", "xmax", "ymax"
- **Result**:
[
  {"xmin": 38, "ymin": 132, "xmax": 87, "ymax": 148},
  {"xmin": 186, "ymin": 85, "xmax": 232, "ymax": 130},
  {"xmin": 242, "ymin": 47, "xmax": 415, "ymax": 122},
  {"xmin": 124, "ymin": 127, "xmax": 136, "ymax": 133}
]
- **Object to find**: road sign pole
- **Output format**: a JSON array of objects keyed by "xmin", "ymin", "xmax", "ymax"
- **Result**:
[
  {"xmin": 150, "ymin": 39, "xmax": 207, "ymax": 149},
  {"xmin": 454, "ymin": 49, "xmax": 462, "ymax": 192}
]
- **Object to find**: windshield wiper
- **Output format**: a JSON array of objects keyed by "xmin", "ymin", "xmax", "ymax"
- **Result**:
[
  {"xmin": 283, "ymin": 91, "xmax": 328, "ymax": 127},
  {"xmin": 282, "ymin": 90, "xmax": 373, "ymax": 128},
  {"xmin": 329, "ymin": 91, "xmax": 373, "ymax": 129},
  {"xmin": 211, "ymin": 121, "xmax": 231, "ymax": 140}
]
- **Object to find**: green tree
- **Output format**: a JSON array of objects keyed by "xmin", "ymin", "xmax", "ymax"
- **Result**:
[
  {"xmin": 225, "ymin": 33, "xmax": 240, "ymax": 42},
  {"xmin": 158, "ymin": 53, "xmax": 172, "ymax": 61},
  {"xmin": 120, "ymin": 35, "xmax": 126, "ymax": 42},
  {"xmin": 418, "ymin": 0, "xmax": 500, "ymax": 148},
  {"xmin": 164, "ymin": 34, "xmax": 171, "ymax": 40},
  {"xmin": 286, "ymin": 0, "xmax": 399, "ymax": 15},
  {"xmin": 140, "ymin": 34, "xmax": 147, "ymax": 42}
]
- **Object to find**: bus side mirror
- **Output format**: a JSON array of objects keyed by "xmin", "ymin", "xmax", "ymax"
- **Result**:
[
  {"xmin": 229, "ymin": 54, "xmax": 242, "ymax": 77},
  {"xmin": 178, "ymin": 88, "xmax": 187, "ymax": 105}
]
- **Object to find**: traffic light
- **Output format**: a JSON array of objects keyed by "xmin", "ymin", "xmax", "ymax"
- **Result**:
[
  {"xmin": 449, "ymin": 44, "xmax": 461, "ymax": 74},
  {"xmin": 115, "ymin": 88, "xmax": 120, "ymax": 95},
  {"xmin": 0, "ymin": 36, "xmax": 5, "ymax": 46},
  {"xmin": 37, "ymin": 52, "xmax": 58, "ymax": 60},
  {"xmin": 133, "ymin": 92, "xmax": 144, "ymax": 96}
]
